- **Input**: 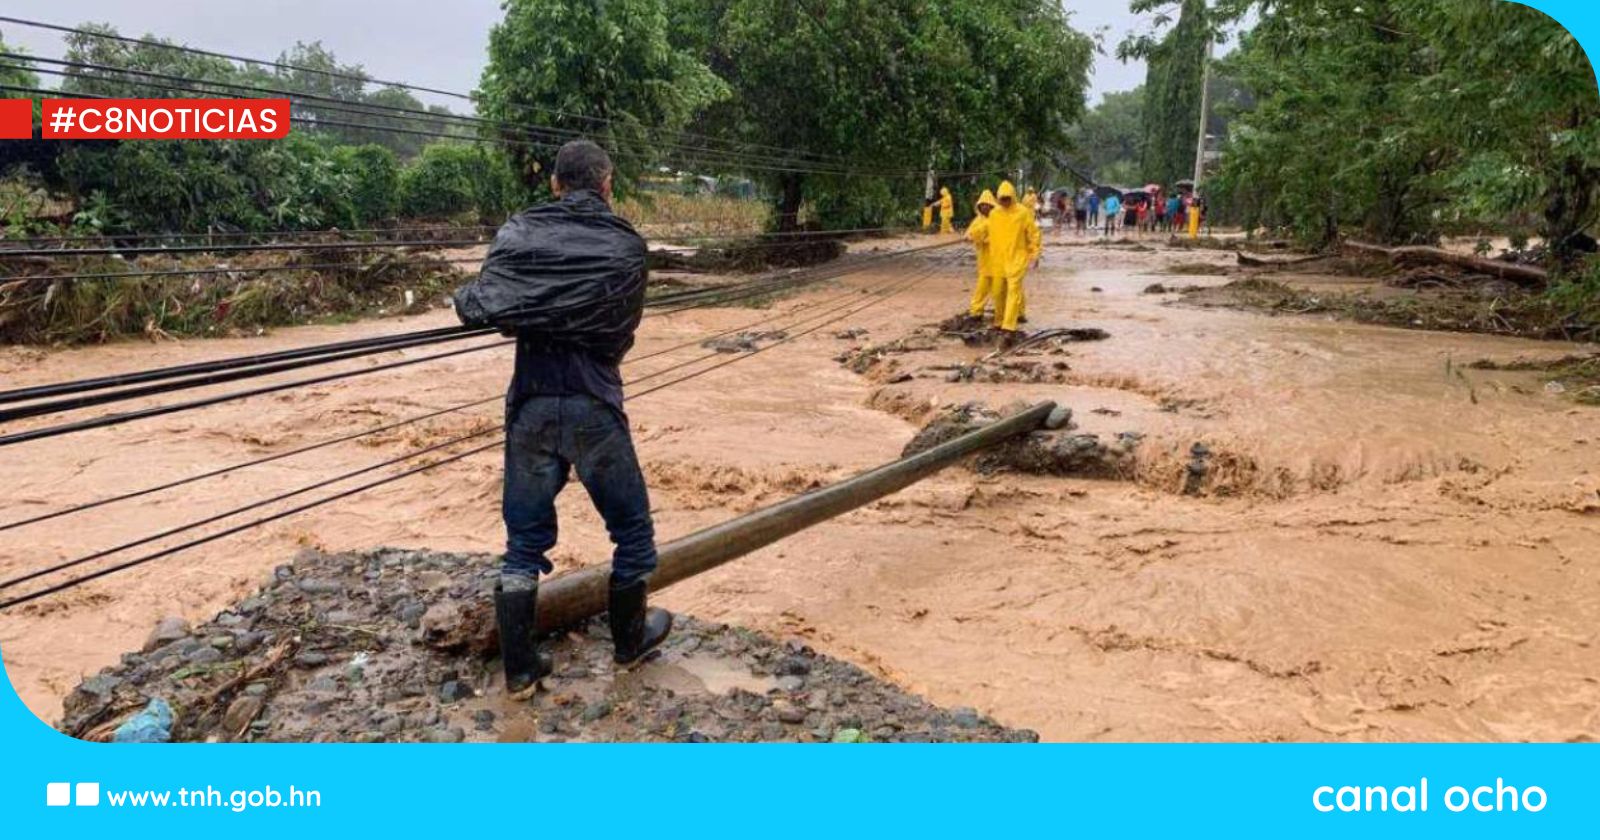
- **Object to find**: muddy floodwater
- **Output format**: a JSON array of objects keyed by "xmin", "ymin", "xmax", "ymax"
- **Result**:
[{"xmin": 3, "ymin": 236, "xmax": 1597, "ymax": 741}]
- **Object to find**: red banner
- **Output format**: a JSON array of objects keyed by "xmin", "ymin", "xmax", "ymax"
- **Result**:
[
  {"xmin": 39, "ymin": 98, "xmax": 291, "ymax": 140},
  {"xmin": 0, "ymin": 99, "xmax": 31, "ymax": 139}
]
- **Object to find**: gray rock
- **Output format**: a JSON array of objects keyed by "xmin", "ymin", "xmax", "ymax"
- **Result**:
[
  {"xmin": 222, "ymin": 696, "xmax": 264, "ymax": 734},
  {"xmin": 296, "ymin": 578, "xmax": 343, "ymax": 596},
  {"xmin": 775, "ymin": 675, "xmax": 805, "ymax": 692},
  {"xmin": 1044, "ymin": 405, "xmax": 1074, "ymax": 430},
  {"xmin": 294, "ymin": 652, "xmax": 330, "ymax": 668},
  {"xmin": 306, "ymin": 676, "xmax": 339, "ymax": 693},
  {"xmin": 580, "ymin": 700, "xmax": 613, "ymax": 723},
  {"xmin": 423, "ymin": 727, "xmax": 465, "ymax": 743},
  {"xmin": 775, "ymin": 704, "xmax": 807, "ymax": 724},
  {"xmin": 774, "ymin": 655, "xmax": 812, "ymax": 676},
  {"xmin": 399, "ymin": 603, "xmax": 428, "ymax": 628},
  {"xmin": 208, "ymin": 635, "xmax": 234, "ymax": 649},
  {"xmin": 438, "ymin": 681, "xmax": 473, "ymax": 703},
  {"xmin": 185, "ymin": 646, "xmax": 223, "ymax": 665},
  {"xmin": 243, "ymin": 682, "xmax": 270, "ymax": 698},
  {"xmin": 143, "ymin": 616, "xmax": 191, "ymax": 652},
  {"xmin": 951, "ymin": 707, "xmax": 982, "ymax": 729}
]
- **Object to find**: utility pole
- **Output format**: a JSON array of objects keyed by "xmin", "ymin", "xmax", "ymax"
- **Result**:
[{"xmin": 1191, "ymin": 37, "xmax": 1214, "ymax": 191}]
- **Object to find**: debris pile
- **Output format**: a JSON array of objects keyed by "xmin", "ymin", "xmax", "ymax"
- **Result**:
[
  {"xmin": 901, "ymin": 401, "xmax": 1141, "ymax": 478},
  {"xmin": 59, "ymin": 548, "xmax": 1036, "ymax": 744},
  {"xmin": 701, "ymin": 330, "xmax": 788, "ymax": 353}
]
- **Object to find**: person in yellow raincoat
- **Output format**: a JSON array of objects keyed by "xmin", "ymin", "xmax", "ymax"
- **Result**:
[
  {"xmin": 986, "ymin": 180, "xmax": 1041, "ymax": 335},
  {"xmin": 937, "ymin": 186, "xmax": 955, "ymax": 234},
  {"xmin": 921, "ymin": 197, "xmax": 934, "ymax": 232},
  {"xmin": 1022, "ymin": 188, "xmax": 1040, "ymax": 219},
  {"xmin": 965, "ymin": 189, "xmax": 998, "ymax": 317}
]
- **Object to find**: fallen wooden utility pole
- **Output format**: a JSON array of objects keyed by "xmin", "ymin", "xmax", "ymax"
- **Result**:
[
  {"xmin": 534, "ymin": 400, "xmax": 1058, "ymax": 632},
  {"xmin": 1343, "ymin": 240, "xmax": 1548, "ymax": 287}
]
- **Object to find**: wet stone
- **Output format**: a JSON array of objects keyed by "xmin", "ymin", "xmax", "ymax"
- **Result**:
[
  {"xmin": 143, "ymin": 616, "xmax": 191, "ymax": 653},
  {"xmin": 294, "ymin": 652, "xmax": 330, "ymax": 668},
  {"xmin": 438, "ymin": 681, "xmax": 473, "ymax": 703},
  {"xmin": 774, "ymin": 655, "xmax": 812, "ymax": 676},
  {"xmin": 185, "ymin": 647, "xmax": 223, "ymax": 666},
  {"xmin": 424, "ymin": 727, "xmax": 465, "ymax": 744},
  {"xmin": 297, "ymin": 578, "xmax": 343, "ymax": 595},
  {"xmin": 580, "ymin": 700, "xmax": 613, "ymax": 723}
]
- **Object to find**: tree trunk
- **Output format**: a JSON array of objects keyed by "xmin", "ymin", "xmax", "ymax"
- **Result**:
[
  {"xmin": 1343, "ymin": 240, "xmax": 1549, "ymax": 288},
  {"xmin": 775, "ymin": 173, "xmax": 804, "ymax": 233}
]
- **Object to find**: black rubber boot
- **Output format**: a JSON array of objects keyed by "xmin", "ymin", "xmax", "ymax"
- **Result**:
[
  {"xmin": 495, "ymin": 582, "xmax": 553, "ymax": 694},
  {"xmin": 608, "ymin": 576, "xmax": 672, "ymax": 667}
]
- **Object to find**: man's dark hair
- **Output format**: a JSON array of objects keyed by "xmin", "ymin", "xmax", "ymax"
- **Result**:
[{"xmin": 554, "ymin": 140, "xmax": 614, "ymax": 192}]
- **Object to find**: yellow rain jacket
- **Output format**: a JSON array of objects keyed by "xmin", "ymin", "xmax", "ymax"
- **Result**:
[
  {"xmin": 1022, "ymin": 189, "xmax": 1040, "ymax": 219},
  {"xmin": 987, "ymin": 181, "xmax": 1041, "ymax": 330},
  {"xmin": 966, "ymin": 189, "xmax": 998, "ymax": 316},
  {"xmin": 937, "ymin": 187, "xmax": 955, "ymax": 234}
]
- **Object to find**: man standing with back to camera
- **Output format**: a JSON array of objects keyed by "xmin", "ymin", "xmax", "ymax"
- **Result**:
[{"xmin": 453, "ymin": 139, "xmax": 672, "ymax": 694}]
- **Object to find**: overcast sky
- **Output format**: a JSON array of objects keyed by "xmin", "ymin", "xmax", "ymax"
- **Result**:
[{"xmin": 2, "ymin": 1, "xmax": 1157, "ymax": 110}]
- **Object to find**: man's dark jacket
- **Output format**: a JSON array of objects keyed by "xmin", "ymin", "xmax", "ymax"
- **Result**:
[
  {"xmin": 453, "ymin": 190, "xmax": 646, "ymax": 413},
  {"xmin": 453, "ymin": 190, "xmax": 647, "ymax": 365}
]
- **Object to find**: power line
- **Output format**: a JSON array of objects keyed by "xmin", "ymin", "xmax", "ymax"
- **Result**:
[
  {"xmin": 3, "ymin": 225, "xmax": 909, "ymax": 257},
  {"xmin": 0, "ymin": 229, "xmax": 917, "ymax": 284},
  {"xmin": 1, "ymin": 59, "xmax": 853, "ymax": 177},
  {"xmin": 0, "ymin": 15, "xmax": 872, "ymax": 168},
  {"xmin": 0, "ymin": 67, "xmax": 897, "ymax": 179},
  {"xmin": 0, "ymin": 241, "xmax": 956, "ymax": 441},
  {"xmin": 0, "ymin": 243, "xmax": 954, "ymax": 534},
  {"xmin": 0, "ymin": 256, "xmax": 945, "ymax": 609},
  {"xmin": 0, "ymin": 325, "xmax": 485, "ymax": 406}
]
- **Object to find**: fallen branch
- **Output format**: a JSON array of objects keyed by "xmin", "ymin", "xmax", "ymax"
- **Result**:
[
  {"xmin": 1343, "ymin": 241, "xmax": 1548, "ymax": 288},
  {"xmin": 1234, "ymin": 251, "xmax": 1327, "ymax": 268}
]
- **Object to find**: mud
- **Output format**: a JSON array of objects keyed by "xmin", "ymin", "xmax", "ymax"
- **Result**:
[
  {"xmin": 59, "ymin": 548, "xmax": 1032, "ymax": 743},
  {"xmin": 1173, "ymin": 253, "xmax": 1597, "ymax": 342},
  {"xmin": 7, "ymin": 234, "xmax": 1600, "ymax": 742}
]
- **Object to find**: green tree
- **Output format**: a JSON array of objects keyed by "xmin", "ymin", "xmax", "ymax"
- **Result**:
[
  {"xmin": 397, "ymin": 143, "xmax": 524, "ymax": 222},
  {"xmin": 1209, "ymin": 0, "xmax": 1597, "ymax": 261},
  {"xmin": 1069, "ymin": 88, "xmax": 1145, "ymax": 183},
  {"xmin": 334, "ymin": 144, "xmax": 401, "ymax": 224},
  {"xmin": 681, "ymin": 0, "xmax": 1093, "ymax": 230},
  {"xmin": 476, "ymin": 0, "xmax": 728, "ymax": 190},
  {"xmin": 1121, "ymin": 0, "xmax": 1214, "ymax": 185}
]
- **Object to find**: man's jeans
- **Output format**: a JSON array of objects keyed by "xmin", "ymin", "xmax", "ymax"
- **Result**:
[{"xmin": 502, "ymin": 394, "xmax": 658, "ymax": 587}]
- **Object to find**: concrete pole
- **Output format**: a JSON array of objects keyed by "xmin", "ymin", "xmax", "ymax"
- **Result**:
[
  {"xmin": 535, "ymin": 401, "xmax": 1058, "ymax": 631},
  {"xmin": 1191, "ymin": 37, "xmax": 1214, "ymax": 191}
]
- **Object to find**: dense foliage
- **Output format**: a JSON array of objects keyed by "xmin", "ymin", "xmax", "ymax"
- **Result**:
[
  {"xmin": 1121, "ymin": 0, "xmax": 1213, "ymax": 186},
  {"xmin": 0, "ymin": 24, "xmax": 524, "ymax": 236},
  {"xmin": 1068, "ymin": 88, "xmax": 1145, "ymax": 185},
  {"xmin": 476, "ymin": 0, "xmax": 729, "ymax": 191},
  {"xmin": 479, "ymin": 0, "xmax": 1094, "ymax": 230},
  {"xmin": 1209, "ymin": 0, "xmax": 1600, "ymax": 272}
]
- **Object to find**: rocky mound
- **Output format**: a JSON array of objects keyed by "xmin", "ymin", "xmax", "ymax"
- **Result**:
[{"xmin": 60, "ymin": 548, "xmax": 1036, "ymax": 744}]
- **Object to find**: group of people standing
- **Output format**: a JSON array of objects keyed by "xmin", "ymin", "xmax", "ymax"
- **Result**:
[{"xmin": 1062, "ymin": 186, "xmax": 1205, "ymax": 238}]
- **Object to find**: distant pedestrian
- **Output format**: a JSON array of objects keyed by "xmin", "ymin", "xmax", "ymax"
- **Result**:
[
  {"xmin": 1102, "ymin": 194, "xmax": 1121, "ymax": 237},
  {"xmin": 1088, "ymin": 191, "xmax": 1101, "ymax": 229}
]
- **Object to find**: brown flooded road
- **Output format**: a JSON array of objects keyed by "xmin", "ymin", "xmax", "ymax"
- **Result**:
[{"xmin": 3, "ymin": 237, "xmax": 1597, "ymax": 741}]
